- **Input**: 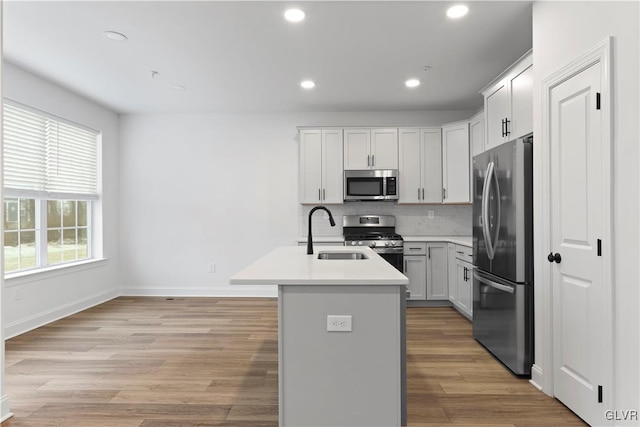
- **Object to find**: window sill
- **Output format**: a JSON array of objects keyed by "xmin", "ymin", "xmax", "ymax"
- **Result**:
[{"xmin": 4, "ymin": 258, "xmax": 109, "ymax": 287}]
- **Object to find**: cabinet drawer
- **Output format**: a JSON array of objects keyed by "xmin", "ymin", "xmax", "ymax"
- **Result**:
[
  {"xmin": 404, "ymin": 242, "xmax": 427, "ymax": 255},
  {"xmin": 455, "ymin": 244, "xmax": 473, "ymax": 262}
]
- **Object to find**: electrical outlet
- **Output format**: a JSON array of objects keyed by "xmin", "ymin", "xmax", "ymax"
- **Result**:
[
  {"xmin": 208, "ymin": 263, "xmax": 216, "ymax": 273},
  {"xmin": 428, "ymin": 210, "xmax": 435, "ymax": 219},
  {"xmin": 327, "ymin": 315, "xmax": 352, "ymax": 332}
]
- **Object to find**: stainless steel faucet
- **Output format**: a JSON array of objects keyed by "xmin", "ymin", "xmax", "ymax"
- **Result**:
[{"xmin": 307, "ymin": 206, "xmax": 336, "ymax": 255}]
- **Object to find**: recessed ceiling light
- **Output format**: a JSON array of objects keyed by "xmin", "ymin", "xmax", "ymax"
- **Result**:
[
  {"xmin": 300, "ymin": 80, "xmax": 315, "ymax": 89},
  {"xmin": 103, "ymin": 31, "xmax": 128, "ymax": 41},
  {"xmin": 447, "ymin": 5, "xmax": 469, "ymax": 19},
  {"xmin": 171, "ymin": 85, "xmax": 186, "ymax": 92},
  {"xmin": 284, "ymin": 8, "xmax": 305, "ymax": 23},
  {"xmin": 405, "ymin": 79, "xmax": 420, "ymax": 88}
]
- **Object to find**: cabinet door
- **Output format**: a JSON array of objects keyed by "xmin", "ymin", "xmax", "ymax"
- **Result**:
[
  {"xmin": 456, "ymin": 261, "xmax": 473, "ymax": 317},
  {"xmin": 404, "ymin": 255, "xmax": 426, "ymax": 300},
  {"xmin": 343, "ymin": 128, "xmax": 371, "ymax": 170},
  {"xmin": 371, "ymin": 128, "xmax": 398, "ymax": 169},
  {"xmin": 426, "ymin": 243, "xmax": 448, "ymax": 300},
  {"xmin": 321, "ymin": 129, "xmax": 344, "ymax": 204},
  {"xmin": 470, "ymin": 111, "xmax": 485, "ymax": 157},
  {"xmin": 448, "ymin": 244, "xmax": 457, "ymax": 302},
  {"xmin": 442, "ymin": 122, "xmax": 470, "ymax": 204},
  {"xmin": 509, "ymin": 64, "xmax": 533, "ymax": 139},
  {"xmin": 421, "ymin": 128, "xmax": 443, "ymax": 203},
  {"xmin": 398, "ymin": 129, "xmax": 422, "ymax": 203},
  {"xmin": 485, "ymin": 81, "xmax": 509, "ymax": 150},
  {"xmin": 299, "ymin": 130, "xmax": 323, "ymax": 204}
]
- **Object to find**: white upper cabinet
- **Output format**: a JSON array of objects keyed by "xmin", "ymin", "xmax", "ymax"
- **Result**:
[
  {"xmin": 371, "ymin": 128, "xmax": 399, "ymax": 169},
  {"xmin": 510, "ymin": 64, "xmax": 533, "ymax": 138},
  {"xmin": 344, "ymin": 128, "xmax": 398, "ymax": 170},
  {"xmin": 299, "ymin": 129, "xmax": 343, "ymax": 204},
  {"xmin": 343, "ymin": 128, "xmax": 370, "ymax": 170},
  {"xmin": 482, "ymin": 50, "xmax": 533, "ymax": 150},
  {"xmin": 442, "ymin": 121, "xmax": 470, "ymax": 204},
  {"xmin": 470, "ymin": 110, "xmax": 485, "ymax": 158},
  {"xmin": 398, "ymin": 128, "xmax": 442, "ymax": 204}
]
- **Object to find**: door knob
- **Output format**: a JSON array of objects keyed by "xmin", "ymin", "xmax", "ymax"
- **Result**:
[{"xmin": 547, "ymin": 252, "xmax": 562, "ymax": 263}]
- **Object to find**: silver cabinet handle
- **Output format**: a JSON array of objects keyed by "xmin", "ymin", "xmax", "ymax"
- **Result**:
[
  {"xmin": 323, "ymin": 188, "xmax": 326, "ymax": 200},
  {"xmin": 422, "ymin": 188, "xmax": 425, "ymax": 200},
  {"xmin": 318, "ymin": 188, "xmax": 321, "ymax": 201},
  {"xmin": 428, "ymin": 247, "xmax": 431, "ymax": 259},
  {"xmin": 418, "ymin": 188, "xmax": 421, "ymax": 200},
  {"xmin": 408, "ymin": 247, "xmax": 421, "ymax": 251},
  {"xmin": 372, "ymin": 154, "xmax": 375, "ymax": 167},
  {"xmin": 404, "ymin": 260, "xmax": 408, "ymax": 272},
  {"xmin": 367, "ymin": 154, "xmax": 370, "ymax": 167},
  {"xmin": 442, "ymin": 188, "xmax": 446, "ymax": 200}
]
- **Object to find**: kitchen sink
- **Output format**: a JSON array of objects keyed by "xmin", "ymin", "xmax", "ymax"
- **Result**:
[{"xmin": 317, "ymin": 251, "xmax": 368, "ymax": 260}]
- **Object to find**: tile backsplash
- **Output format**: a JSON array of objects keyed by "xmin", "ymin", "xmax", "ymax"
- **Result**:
[{"xmin": 299, "ymin": 203, "xmax": 472, "ymax": 237}]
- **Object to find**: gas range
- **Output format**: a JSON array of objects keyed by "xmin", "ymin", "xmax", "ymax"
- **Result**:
[{"xmin": 343, "ymin": 215, "xmax": 404, "ymax": 254}]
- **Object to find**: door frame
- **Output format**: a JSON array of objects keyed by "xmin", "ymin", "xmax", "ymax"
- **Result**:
[{"xmin": 535, "ymin": 37, "xmax": 613, "ymax": 405}]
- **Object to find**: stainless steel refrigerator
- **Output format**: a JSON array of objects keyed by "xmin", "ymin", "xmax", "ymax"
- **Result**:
[{"xmin": 472, "ymin": 133, "xmax": 533, "ymax": 376}]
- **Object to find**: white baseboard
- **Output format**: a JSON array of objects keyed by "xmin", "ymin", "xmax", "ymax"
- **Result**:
[
  {"xmin": 1, "ymin": 394, "xmax": 13, "ymax": 422},
  {"xmin": 530, "ymin": 364, "xmax": 551, "ymax": 395},
  {"xmin": 119, "ymin": 286, "xmax": 278, "ymax": 298},
  {"xmin": 4, "ymin": 289, "xmax": 119, "ymax": 339}
]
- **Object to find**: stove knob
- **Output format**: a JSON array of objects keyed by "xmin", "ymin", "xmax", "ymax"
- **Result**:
[
  {"xmin": 384, "ymin": 242, "xmax": 390, "ymax": 247},
  {"xmin": 350, "ymin": 241, "xmax": 356, "ymax": 246},
  {"xmin": 357, "ymin": 241, "xmax": 363, "ymax": 246},
  {"xmin": 369, "ymin": 242, "xmax": 377, "ymax": 248},
  {"xmin": 390, "ymin": 241, "xmax": 396, "ymax": 247}
]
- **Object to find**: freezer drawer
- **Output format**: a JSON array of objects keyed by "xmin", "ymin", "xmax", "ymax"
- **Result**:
[{"xmin": 472, "ymin": 269, "xmax": 532, "ymax": 376}]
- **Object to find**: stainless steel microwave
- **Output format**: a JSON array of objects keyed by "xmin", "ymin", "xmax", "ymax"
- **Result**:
[{"xmin": 344, "ymin": 169, "xmax": 398, "ymax": 201}]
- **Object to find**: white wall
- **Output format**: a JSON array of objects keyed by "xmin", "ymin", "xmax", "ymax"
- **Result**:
[
  {"xmin": 532, "ymin": 1, "xmax": 639, "ymax": 421},
  {"xmin": 118, "ymin": 110, "xmax": 473, "ymax": 297},
  {"xmin": 1, "ymin": 62, "xmax": 120, "ymax": 338}
]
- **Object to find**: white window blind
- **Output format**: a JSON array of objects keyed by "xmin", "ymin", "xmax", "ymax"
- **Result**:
[{"xmin": 4, "ymin": 103, "xmax": 98, "ymax": 199}]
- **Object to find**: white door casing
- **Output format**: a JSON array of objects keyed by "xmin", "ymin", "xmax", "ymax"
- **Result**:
[{"xmin": 542, "ymin": 38, "xmax": 613, "ymax": 426}]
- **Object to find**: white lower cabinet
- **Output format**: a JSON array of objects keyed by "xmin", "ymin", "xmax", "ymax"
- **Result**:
[
  {"xmin": 447, "ymin": 244, "xmax": 457, "ymax": 302},
  {"xmin": 426, "ymin": 243, "xmax": 448, "ymax": 300},
  {"xmin": 448, "ymin": 244, "xmax": 473, "ymax": 319},
  {"xmin": 404, "ymin": 242, "xmax": 448, "ymax": 301},
  {"xmin": 403, "ymin": 242, "xmax": 427, "ymax": 300},
  {"xmin": 455, "ymin": 260, "xmax": 473, "ymax": 317}
]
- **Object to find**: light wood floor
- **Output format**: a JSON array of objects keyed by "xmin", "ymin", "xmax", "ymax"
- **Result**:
[{"xmin": 2, "ymin": 297, "xmax": 585, "ymax": 427}]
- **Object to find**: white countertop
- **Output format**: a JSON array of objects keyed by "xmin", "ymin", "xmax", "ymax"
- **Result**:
[
  {"xmin": 296, "ymin": 235, "xmax": 472, "ymax": 247},
  {"xmin": 230, "ymin": 245, "xmax": 408, "ymax": 286},
  {"xmin": 403, "ymin": 235, "xmax": 472, "ymax": 246},
  {"xmin": 296, "ymin": 236, "xmax": 345, "ymax": 243}
]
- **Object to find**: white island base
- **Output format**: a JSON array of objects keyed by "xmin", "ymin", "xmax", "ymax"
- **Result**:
[{"xmin": 230, "ymin": 246, "xmax": 408, "ymax": 427}]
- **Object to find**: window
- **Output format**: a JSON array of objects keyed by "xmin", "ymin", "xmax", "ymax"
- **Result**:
[{"xmin": 3, "ymin": 102, "xmax": 99, "ymax": 274}]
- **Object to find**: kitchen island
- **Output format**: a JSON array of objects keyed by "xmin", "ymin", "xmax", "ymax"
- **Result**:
[{"xmin": 230, "ymin": 245, "xmax": 409, "ymax": 427}]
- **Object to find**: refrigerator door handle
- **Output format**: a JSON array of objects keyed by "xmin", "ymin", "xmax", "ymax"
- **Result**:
[
  {"xmin": 491, "ymin": 162, "xmax": 502, "ymax": 256},
  {"xmin": 482, "ymin": 162, "xmax": 495, "ymax": 260},
  {"xmin": 473, "ymin": 271, "xmax": 515, "ymax": 294}
]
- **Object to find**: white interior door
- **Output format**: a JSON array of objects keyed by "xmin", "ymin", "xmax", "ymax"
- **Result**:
[{"xmin": 550, "ymin": 59, "xmax": 610, "ymax": 426}]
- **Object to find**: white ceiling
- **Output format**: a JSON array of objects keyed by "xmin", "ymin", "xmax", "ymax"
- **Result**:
[{"xmin": 3, "ymin": 1, "xmax": 533, "ymax": 114}]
